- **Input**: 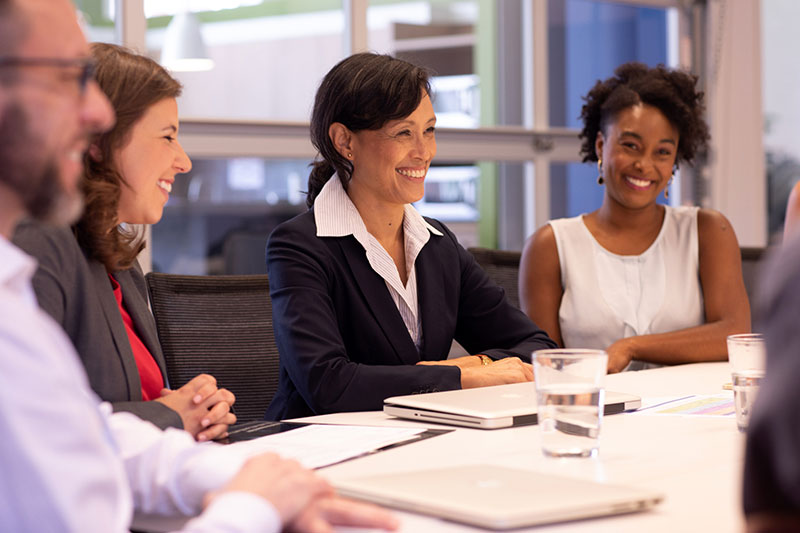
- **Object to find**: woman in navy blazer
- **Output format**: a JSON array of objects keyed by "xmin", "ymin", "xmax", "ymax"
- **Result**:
[
  {"xmin": 14, "ymin": 44, "xmax": 235, "ymax": 441},
  {"xmin": 265, "ymin": 53, "xmax": 556, "ymax": 420}
]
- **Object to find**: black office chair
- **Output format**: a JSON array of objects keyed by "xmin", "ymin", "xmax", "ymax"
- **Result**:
[
  {"xmin": 145, "ymin": 273, "xmax": 279, "ymax": 423},
  {"xmin": 467, "ymin": 247, "xmax": 523, "ymax": 310}
]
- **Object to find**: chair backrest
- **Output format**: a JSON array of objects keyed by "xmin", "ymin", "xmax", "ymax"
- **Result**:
[
  {"xmin": 145, "ymin": 273, "xmax": 278, "ymax": 423},
  {"xmin": 467, "ymin": 247, "xmax": 523, "ymax": 309}
]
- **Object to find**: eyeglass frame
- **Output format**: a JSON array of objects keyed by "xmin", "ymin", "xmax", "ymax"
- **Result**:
[{"xmin": 0, "ymin": 56, "xmax": 96, "ymax": 95}]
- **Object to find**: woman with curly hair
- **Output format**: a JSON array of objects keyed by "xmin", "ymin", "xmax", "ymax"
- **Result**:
[
  {"xmin": 519, "ymin": 62, "xmax": 750, "ymax": 373},
  {"xmin": 13, "ymin": 43, "xmax": 236, "ymax": 439}
]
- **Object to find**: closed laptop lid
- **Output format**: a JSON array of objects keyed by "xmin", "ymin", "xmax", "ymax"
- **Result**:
[
  {"xmin": 334, "ymin": 464, "xmax": 663, "ymax": 530},
  {"xmin": 383, "ymin": 382, "xmax": 641, "ymax": 429}
]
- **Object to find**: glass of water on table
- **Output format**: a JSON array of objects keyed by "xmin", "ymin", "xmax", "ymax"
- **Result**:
[
  {"xmin": 533, "ymin": 349, "xmax": 608, "ymax": 458},
  {"xmin": 727, "ymin": 333, "xmax": 766, "ymax": 432}
]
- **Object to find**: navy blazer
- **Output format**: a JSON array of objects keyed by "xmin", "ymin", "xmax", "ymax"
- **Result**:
[
  {"xmin": 13, "ymin": 221, "xmax": 182, "ymax": 430},
  {"xmin": 265, "ymin": 209, "xmax": 556, "ymax": 420}
]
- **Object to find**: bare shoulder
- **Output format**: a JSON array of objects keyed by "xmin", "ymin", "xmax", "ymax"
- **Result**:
[
  {"xmin": 696, "ymin": 208, "xmax": 741, "ymax": 269},
  {"xmin": 520, "ymin": 223, "xmax": 561, "ymax": 283},
  {"xmin": 522, "ymin": 223, "xmax": 557, "ymax": 262},
  {"xmin": 519, "ymin": 223, "xmax": 563, "ymax": 320},
  {"xmin": 697, "ymin": 208, "xmax": 740, "ymax": 244}
]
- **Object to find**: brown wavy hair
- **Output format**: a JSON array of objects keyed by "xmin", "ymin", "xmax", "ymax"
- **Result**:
[{"xmin": 75, "ymin": 42, "xmax": 182, "ymax": 272}]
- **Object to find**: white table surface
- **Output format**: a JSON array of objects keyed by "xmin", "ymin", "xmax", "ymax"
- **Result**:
[
  {"xmin": 134, "ymin": 362, "xmax": 744, "ymax": 532},
  {"xmin": 292, "ymin": 362, "xmax": 745, "ymax": 533}
]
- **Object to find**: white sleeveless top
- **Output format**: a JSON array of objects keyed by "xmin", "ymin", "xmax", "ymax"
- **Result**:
[{"xmin": 550, "ymin": 206, "xmax": 704, "ymax": 370}]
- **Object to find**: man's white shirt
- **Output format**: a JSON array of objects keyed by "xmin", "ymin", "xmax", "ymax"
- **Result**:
[{"xmin": 0, "ymin": 235, "xmax": 281, "ymax": 532}]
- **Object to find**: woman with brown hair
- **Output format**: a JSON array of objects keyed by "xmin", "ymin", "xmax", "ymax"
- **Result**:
[{"xmin": 13, "ymin": 43, "xmax": 235, "ymax": 441}]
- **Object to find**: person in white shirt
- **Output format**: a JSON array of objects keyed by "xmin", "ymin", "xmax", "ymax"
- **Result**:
[
  {"xmin": 0, "ymin": 0, "xmax": 397, "ymax": 531},
  {"xmin": 519, "ymin": 62, "xmax": 750, "ymax": 373}
]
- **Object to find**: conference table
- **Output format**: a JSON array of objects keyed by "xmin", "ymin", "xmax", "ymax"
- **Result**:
[
  {"xmin": 135, "ymin": 362, "xmax": 745, "ymax": 532},
  {"xmin": 298, "ymin": 361, "xmax": 744, "ymax": 532}
]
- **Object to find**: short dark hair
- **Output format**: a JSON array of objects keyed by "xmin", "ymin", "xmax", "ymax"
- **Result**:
[
  {"xmin": 579, "ymin": 62, "xmax": 709, "ymax": 166},
  {"xmin": 76, "ymin": 43, "xmax": 182, "ymax": 272},
  {"xmin": 306, "ymin": 52, "xmax": 431, "ymax": 207}
]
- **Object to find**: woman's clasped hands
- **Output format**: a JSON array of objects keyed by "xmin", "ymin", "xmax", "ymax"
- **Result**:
[{"xmin": 155, "ymin": 374, "xmax": 236, "ymax": 441}]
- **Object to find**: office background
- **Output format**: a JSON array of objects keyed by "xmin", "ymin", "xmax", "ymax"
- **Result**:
[{"xmin": 75, "ymin": 0, "xmax": 786, "ymax": 275}]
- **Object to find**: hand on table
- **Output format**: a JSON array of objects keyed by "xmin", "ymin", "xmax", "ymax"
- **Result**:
[
  {"xmin": 288, "ymin": 495, "xmax": 400, "ymax": 533},
  {"xmin": 606, "ymin": 338, "xmax": 635, "ymax": 374},
  {"xmin": 207, "ymin": 454, "xmax": 330, "ymax": 523},
  {"xmin": 155, "ymin": 374, "xmax": 236, "ymax": 441},
  {"xmin": 459, "ymin": 357, "xmax": 533, "ymax": 388},
  {"xmin": 206, "ymin": 454, "xmax": 398, "ymax": 533}
]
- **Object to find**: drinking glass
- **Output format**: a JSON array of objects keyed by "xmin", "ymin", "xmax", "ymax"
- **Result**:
[
  {"xmin": 727, "ymin": 333, "xmax": 766, "ymax": 432},
  {"xmin": 533, "ymin": 349, "xmax": 608, "ymax": 458}
]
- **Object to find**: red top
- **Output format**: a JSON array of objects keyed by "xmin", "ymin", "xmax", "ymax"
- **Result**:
[{"xmin": 109, "ymin": 274, "xmax": 165, "ymax": 401}]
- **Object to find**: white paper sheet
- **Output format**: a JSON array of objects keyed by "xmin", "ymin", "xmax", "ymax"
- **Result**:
[
  {"xmin": 631, "ymin": 394, "xmax": 736, "ymax": 417},
  {"xmin": 224, "ymin": 425, "xmax": 427, "ymax": 469}
]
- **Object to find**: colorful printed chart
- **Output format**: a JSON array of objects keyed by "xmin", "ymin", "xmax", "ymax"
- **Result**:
[{"xmin": 634, "ymin": 394, "xmax": 736, "ymax": 417}]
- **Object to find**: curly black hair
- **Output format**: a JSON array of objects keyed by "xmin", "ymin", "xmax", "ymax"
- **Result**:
[{"xmin": 578, "ymin": 62, "xmax": 709, "ymax": 166}]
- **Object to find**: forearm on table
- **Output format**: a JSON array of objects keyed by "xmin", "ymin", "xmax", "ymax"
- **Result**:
[
  {"xmin": 624, "ymin": 320, "xmax": 748, "ymax": 365},
  {"xmin": 110, "ymin": 411, "xmax": 246, "ymax": 516}
]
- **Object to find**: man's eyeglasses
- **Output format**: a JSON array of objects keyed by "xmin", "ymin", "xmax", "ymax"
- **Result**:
[{"xmin": 0, "ymin": 56, "xmax": 96, "ymax": 95}]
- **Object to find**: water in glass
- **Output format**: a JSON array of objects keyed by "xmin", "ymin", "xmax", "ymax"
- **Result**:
[
  {"xmin": 537, "ymin": 384, "xmax": 604, "ymax": 457},
  {"xmin": 733, "ymin": 371, "xmax": 765, "ymax": 432}
]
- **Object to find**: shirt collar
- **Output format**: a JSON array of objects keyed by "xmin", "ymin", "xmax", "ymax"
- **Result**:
[
  {"xmin": 314, "ymin": 174, "xmax": 443, "ymax": 240},
  {"xmin": 0, "ymin": 233, "xmax": 39, "ymax": 304}
]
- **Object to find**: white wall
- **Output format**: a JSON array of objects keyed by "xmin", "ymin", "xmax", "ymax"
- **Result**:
[{"xmin": 706, "ymin": 0, "xmax": 767, "ymax": 247}]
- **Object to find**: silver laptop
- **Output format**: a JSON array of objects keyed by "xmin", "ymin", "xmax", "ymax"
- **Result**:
[
  {"xmin": 384, "ymin": 382, "xmax": 641, "ymax": 429},
  {"xmin": 334, "ymin": 464, "xmax": 663, "ymax": 530}
]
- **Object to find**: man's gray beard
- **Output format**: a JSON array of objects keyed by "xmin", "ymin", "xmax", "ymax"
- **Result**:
[{"xmin": 0, "ymin": 102, "xmax": 85, "ymax": 226}]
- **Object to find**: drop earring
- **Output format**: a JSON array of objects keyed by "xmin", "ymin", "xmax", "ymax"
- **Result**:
[
  {"xmin": 664, "ymin": 176, "xmax": 673, "ymax": 200},
  {"xmin": 597, "ymin": 159, "xmax": 604, "ymax": 185}
]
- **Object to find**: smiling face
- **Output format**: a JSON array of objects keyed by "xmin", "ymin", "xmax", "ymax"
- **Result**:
[
  {"xmin": 595, "ymin": 103, "xmax": 679, "ymax": 210},
  {"xmin": 114, "ymin": 97, "xmax": 190, "ymax": 225},
  {"xmin": 347, "ymin": 93, "xmax": 437, "ymax": 208}
]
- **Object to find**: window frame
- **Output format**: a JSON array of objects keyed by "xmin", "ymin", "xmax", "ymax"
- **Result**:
[{"xmin": 112, "ymin": 0, "xmax": 765, "ymax": 273}]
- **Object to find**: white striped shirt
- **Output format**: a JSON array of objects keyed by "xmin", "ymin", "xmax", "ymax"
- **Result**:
[{"xmin": 314, "ymin": 175, "xmax": 443, "ymax": 348}]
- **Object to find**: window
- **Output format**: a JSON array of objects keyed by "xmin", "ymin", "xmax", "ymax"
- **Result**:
[
  {"xmin": 545, "ymin": 0, "xmax": 677, "ymax": 219},
  {"xmin": 103, "ymin": 0, "xmax": 706, "ymax": 274},
  {"xmin": 151, "ymin": 157, "xmax": 307, "ymax": 275},
  {"xmin": 762, "ymin": 0, "xmax": 800, "ymax": 241},
  {"xmin": 148, "ymin": 2, "xmax": 345, "ymax": 121},
  {"xmin": 367, "ymin": 1, "xmax": 484, "ymax": 127}
]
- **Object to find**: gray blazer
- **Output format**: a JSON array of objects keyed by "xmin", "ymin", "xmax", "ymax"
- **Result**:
[{"xmin": 12, "ymin": 221, "xmax": 182, "ymax": 430}]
